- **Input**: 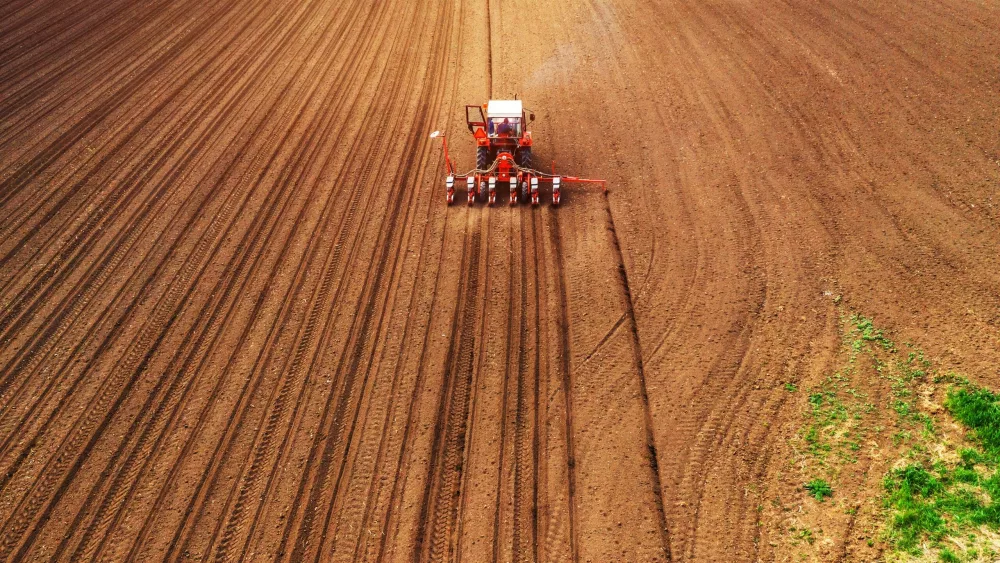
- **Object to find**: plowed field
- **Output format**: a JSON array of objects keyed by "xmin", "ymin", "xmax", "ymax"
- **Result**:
[{"xmin": 1, "ymin": 0, "xmax": 999, "ymax": 560}]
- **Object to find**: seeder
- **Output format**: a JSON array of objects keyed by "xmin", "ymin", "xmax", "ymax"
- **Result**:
[{"xmin": 430, "ymin": 100, "xmax": 606, "ymax": 206}]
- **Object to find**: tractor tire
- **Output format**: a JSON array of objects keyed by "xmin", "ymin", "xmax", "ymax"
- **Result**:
[
  {"xmin": 477, "ymin": 146, "xmax": 489, "ymax": 171},
  {"xmin": 516, "ymin": 146, "xmax": 532, "ymax": 170}
]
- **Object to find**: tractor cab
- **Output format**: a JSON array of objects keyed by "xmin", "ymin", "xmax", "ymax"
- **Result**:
[
  {"xmin": 465, "ymin": 100, "xmax": 534, "ymax": 140},
  {"xmin": 486, "ymin": 100, "xmax": 523, "ymax": 138}
]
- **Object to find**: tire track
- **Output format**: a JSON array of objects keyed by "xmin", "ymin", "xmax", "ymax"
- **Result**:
[
  {"xmin": 547, "ymin": 211, "xmax": 579, "ymax": 563},
  {"xmin": 528, "ymin": 210, "xmax": 545, "ymax": 563},
  {"xmin": 370, "ymin": 118, "xmax": 464, "ymax": 563},
  {"xmin": 489, "ymin": 212, "xmax": 518, "ymax": 563},
  {"xmin": 419, "ymin": 220, "xmax": 484, "ymax": 563},
  {"xmin": 511, "ymin": 210, "xmax": 537, "ymax": 563}
]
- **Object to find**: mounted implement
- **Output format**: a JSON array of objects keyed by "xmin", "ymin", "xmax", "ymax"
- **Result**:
[{"xmin": 431, "ymin": 100, "xmax": 606, "ymax": 206}]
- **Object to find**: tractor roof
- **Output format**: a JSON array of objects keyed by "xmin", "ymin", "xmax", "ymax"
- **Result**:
[{"xmin": 486, "ymin": 100, "xmax": 522, "ymax": 118}]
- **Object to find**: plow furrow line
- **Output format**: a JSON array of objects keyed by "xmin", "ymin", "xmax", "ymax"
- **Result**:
[
  {"xmin": 602, "ymin": 195, "xmax": 673, "ymax": 558},
  {"xmin": 122, "ymin": 2, "xmax": 393, "ymax": 558},
  {"xmin": 0, "ymin": 2, "xmax": 354, "ymax": 557},
  {"xmin": 202, "ymin": 4, "xmax": 408, "ymax": 560},
  {"xmin": 0, "ymin": 0, "xmax": 260, "ymax": 307},
  {"xmin": 42, "ymin": 2, "xmax": 366, "ymax": 560},
  {"xmin": 0, "ymin": 0, "xmax": 243, "ymax": 221},
  {"xmin": 0, "ymin": 0, "xmax": 301, "ymax": 449}
]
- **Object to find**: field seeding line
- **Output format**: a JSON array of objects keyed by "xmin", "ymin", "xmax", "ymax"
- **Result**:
[
  {"xmin": 0, "ymin": 0, "xmax": 263, "ymax": 319},
  {"xmin": 318, "ymin": 11, "xmax": 458, "ymax": 562},
  {"xmin": 336, "ymin": 46, "xmax": 462, "ymax": 559},
  {"xmin": 0, "ymin": 0, "xmax": 312, "ymax": 455},
  {"xmin": 119, "ymin": 2, "xmax": 398, "ymax": 558},
  {"xmin": 371, "ymin": 42, "xmax": 468, "ymax": 556},
  {"xmin": 197, "ymin": 4, "xmax": 420, "ymax": 560},
  {"xmin": 239, "ymin": 15, "xmax": 436, "ymax": 559},
  {"xmin": 0, "ymin": 0, "xmax": 117, "ymax": 52},
  {"xmin": 0, "ymin": 0, "xmax": 177, "ymax": 116},
  {"xmin": 279, "ymin": 10, "xmax": 457, "ymax": 563},
  {"xmin": 44, "ymin": 1, "xmax": 381, "ymax": 560},
  {"xmin": 0, "ymin": 0, "xmax": 259, "ymax": 273},
  {"xmin": 0, "ymin": 0, "xmax": 126, "ymax": 63},
  {"xmin": 0, "ymin": 0, "xmax": 281, "ymax": 469},
  {"xmin": 0, "ymin": 0, "xmax": 241, "ymax": 210},
  {"xmin": 0, "ymin": 0, "xmax": 50, "ymax": 23},
  {"xmin": 0, "ymin": 0, "xmax": 360, "ymax": 556},
  {"xmin": 317, "ymin": 51, "xmax": 451, "ymax": 561},
  {"xmin": 0, "ymin": 0, "xmax": 302, "ymax": 386},
  {"xmin": 0, "ymin": 36, "xmax": 206, "ymax": 278}
]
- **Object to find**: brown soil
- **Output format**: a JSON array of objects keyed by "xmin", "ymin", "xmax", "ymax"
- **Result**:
[{"xmin": 1, "ymin": 0, "xmax": 998, "ymax": 560}]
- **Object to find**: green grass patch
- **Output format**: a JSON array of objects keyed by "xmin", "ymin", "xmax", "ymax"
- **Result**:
[
  {"xmin": 881, "ymin": 380, "xmax": 1000, "ymax": 559},
  {"xmin": 945, "ymin": 386, "xmax": 1000, "ymax": 460},
  {"xmin": 805, "ymin": 479, "xmax": 833, "ymax": 501}
]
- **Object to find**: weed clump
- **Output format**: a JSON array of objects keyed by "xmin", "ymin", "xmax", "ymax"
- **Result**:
[{"xmin": 804, "ymin": 479, "xmax": 833, "ymax": 501}]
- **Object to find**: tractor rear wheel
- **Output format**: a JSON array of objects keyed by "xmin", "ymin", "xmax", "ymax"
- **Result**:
[
  {"xmin": 516, "ymin": 146, "xmax": 532, "ymax": 170},
  {"xmin": 477, "ymin": 146, "xmax": 489, "ymax": 171}
]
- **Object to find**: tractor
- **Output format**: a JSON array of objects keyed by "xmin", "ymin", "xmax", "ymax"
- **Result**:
[
  {"xmin": 467, "ymin": 100, "xmax": 535, "ymax": 205},
  {"xmin": 431, "ymin": 99, "xmax": 605, "ymax": 206}
]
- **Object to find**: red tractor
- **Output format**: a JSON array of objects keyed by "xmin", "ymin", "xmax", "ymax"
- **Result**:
[
  {"xmin": 431, "ymin": 100, "xmax": 605, "ymax": 206},
  {"xmin": 468, "ymin": 100, "xmax": 535, "ymax": 205}
]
